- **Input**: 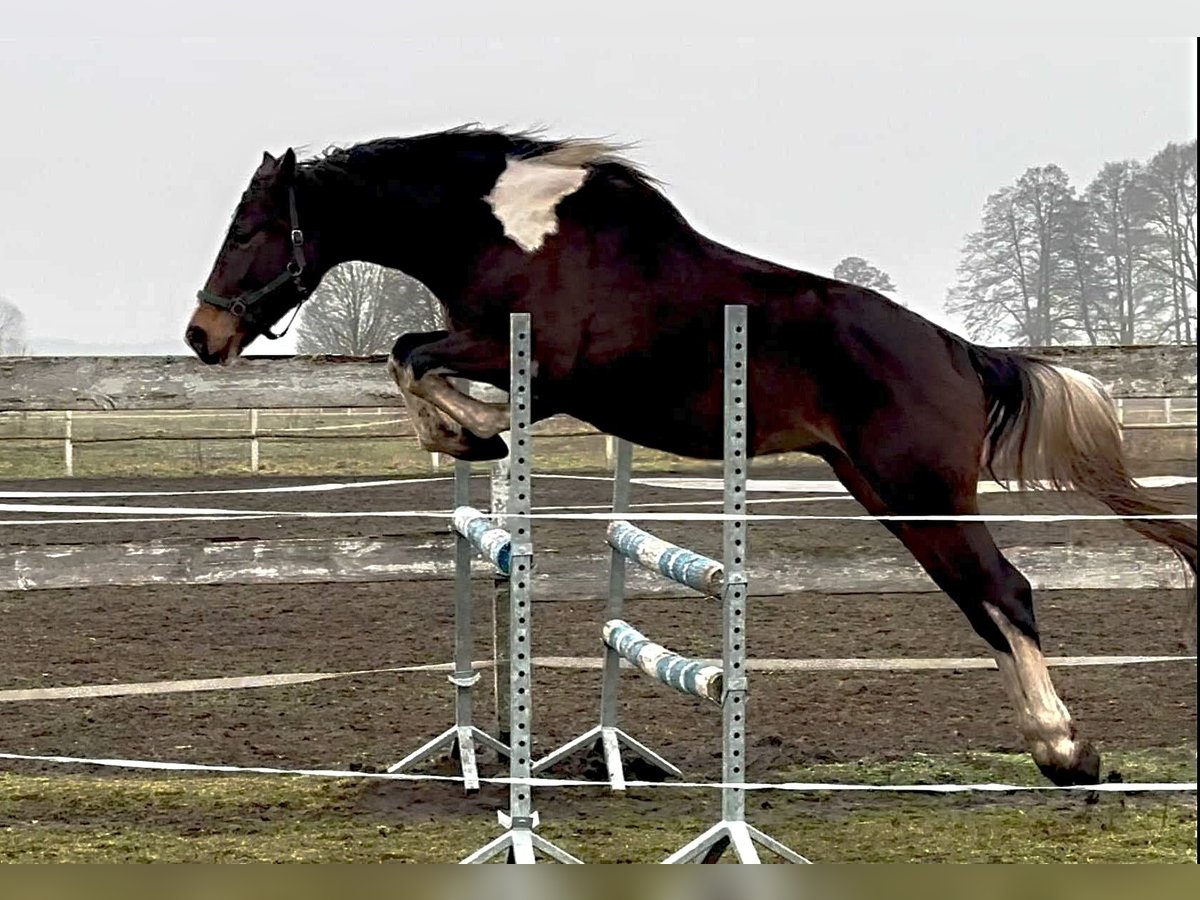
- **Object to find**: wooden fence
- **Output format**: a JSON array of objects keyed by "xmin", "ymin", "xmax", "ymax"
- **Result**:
[
  {"xmin": 1, "ymin": 346, "xmax": 1196, "ymax": 597},
  {"xmin": 0, "ymin": 346, "xmax": 1196, "ymax": 477},
  {"xmin": 0, "ymin": 356, "xmax": 616, "ymax": 476},
  {"xmin": 3, "ymin": 346, "xmax": 1196, "ymax": 411}
]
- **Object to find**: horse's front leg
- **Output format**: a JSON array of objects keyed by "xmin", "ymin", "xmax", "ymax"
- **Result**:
[
  {"xmin": 389, "ymin": 329, "xmax": 512, "ymax": 440},
  {"xmin": 384, "ymin": 330, "xmax": 506, "ymax": 460}
]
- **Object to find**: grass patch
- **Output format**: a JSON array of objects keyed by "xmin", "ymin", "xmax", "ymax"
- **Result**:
[
  {"xmin": 1, "ymin": 748, "xmax": 1193, "ymax": 863},
  {"xmin": 782, "ymin": 746, "xmax": 1199, "ymax": 788}
]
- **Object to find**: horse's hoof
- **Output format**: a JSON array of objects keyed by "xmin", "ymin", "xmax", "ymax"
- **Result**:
[
  {"xmin": 1036, "ymin": 740, "xmax": 1101, "ymax": 786},
  {"xmin": 449, "ymin": 432, "xmax": 510, "ymax": 462}
]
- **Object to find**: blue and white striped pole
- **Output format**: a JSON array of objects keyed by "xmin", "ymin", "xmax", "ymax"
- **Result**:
[
  {"xmin": 605, "ymin": 521, "xmax": 724, "ymax": 595},
  {"xmin": 452, "ymin": 506, "xmax": 511, "ymax": 575},
  {"xmin": 603, "ymin": 619, "xmax": 723, "ymax": 704}
]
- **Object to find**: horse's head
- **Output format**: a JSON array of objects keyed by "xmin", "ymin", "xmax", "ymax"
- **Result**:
[{"xmin": 186, "ymin": 148, "xmax": 312, "ymax": 364}]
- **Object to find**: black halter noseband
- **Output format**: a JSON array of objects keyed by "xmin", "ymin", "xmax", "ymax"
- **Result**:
[{"xmin": 196, "ymin": 186, "xmax": 309, "ymax": 340}]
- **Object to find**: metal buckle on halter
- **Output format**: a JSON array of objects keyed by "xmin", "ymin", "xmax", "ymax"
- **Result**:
[
  {"xmin": 291, "ymin": 228, "xmax": 304, "ymax": 246},
  {"xmin": 229, "ymin": 299, "xmax": 247, "ymax": 318}
]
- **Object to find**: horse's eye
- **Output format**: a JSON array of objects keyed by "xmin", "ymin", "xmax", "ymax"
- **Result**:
[{"xmin": 229, "ymin": 225, "xmax": 254, "ymax": 245}]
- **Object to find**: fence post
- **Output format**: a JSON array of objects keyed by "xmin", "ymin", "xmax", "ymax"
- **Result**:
[
  {"xmin": 604, "ymin": 434, "xmax": 616, "ymax": 467},
  {"xmin": 64, "ymin": 410, "xmax": 74, "ymax": 477},
  {"xmin": 249, "ymin": 409, "xmax": 260, "ymax": 473}
]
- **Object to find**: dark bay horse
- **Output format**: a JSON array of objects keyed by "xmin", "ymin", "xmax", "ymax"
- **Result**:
[{"xmin": 188, "ymin": 127, "xmax": 1196, "ymax": 786}]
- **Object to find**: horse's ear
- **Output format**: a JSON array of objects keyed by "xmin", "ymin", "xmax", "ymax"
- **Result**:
[
  {"xmin": 280, "ymin": 148, "xmax": 297, "ymax": 183},
  {"xmin": 255, "ymin": 151, "xmax": 278, "ymax": 176}
]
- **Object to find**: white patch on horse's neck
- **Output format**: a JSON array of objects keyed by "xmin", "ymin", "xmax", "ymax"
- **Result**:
[{"xmin": 484, "ymin": 157, "xmax": 588, "ymax": 253}]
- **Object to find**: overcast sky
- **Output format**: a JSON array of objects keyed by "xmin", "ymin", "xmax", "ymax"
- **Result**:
[{"xmin": 1, "ymin": 6, "xmax": 1196, "ymax": 354}]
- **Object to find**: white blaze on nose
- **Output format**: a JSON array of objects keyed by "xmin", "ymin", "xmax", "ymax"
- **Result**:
[{"xmin": 485, "ymin": 157, "xmax": 588, "ymax": 253}]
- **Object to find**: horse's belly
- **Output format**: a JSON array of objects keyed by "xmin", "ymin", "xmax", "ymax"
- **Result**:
[{"xmin": 753, "ymin": 422, "xmax": 827, "ymax": 456}]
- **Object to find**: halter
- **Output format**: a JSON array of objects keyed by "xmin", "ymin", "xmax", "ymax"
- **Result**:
[{"xmin": 196, "ymin": 185, "xmax": 309, "ymax": 340}]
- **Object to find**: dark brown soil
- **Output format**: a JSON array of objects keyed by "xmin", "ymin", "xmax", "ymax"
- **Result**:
[{"xmin": 0, "ymin": 465, "xmax": 1194, "ymax": 817}]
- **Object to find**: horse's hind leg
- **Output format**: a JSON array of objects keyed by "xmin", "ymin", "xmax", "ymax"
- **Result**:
[{"xmin": 821, "ymin": 450, "xmax": 1101, "ymax": 785}]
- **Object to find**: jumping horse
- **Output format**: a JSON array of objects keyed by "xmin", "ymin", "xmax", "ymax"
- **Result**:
[{"xmin": 188, "ymin": 127, "xmax": 1196, "ymax": 786}]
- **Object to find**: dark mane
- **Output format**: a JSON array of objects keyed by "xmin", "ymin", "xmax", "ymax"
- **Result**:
[{"xmin": 296, "ymin": 125, "xmax": 659, "ymax": 193}]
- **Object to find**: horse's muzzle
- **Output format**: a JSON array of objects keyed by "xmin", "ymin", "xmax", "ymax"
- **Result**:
[{"xmin": 185, "ymin": 325, "xmax": 222, "ymax": 365}]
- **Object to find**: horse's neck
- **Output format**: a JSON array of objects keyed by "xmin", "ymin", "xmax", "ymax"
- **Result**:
[{"xmin": 305, "ymin": 169, "xmax": 496, "ymax": 301}]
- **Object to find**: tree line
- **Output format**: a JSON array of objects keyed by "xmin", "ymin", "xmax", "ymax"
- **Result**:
[{"xmin": 945, "ymin": 139, "xmax": 1196, "ymax": 346}]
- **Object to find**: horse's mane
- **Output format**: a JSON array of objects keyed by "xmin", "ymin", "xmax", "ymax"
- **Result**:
[
  {"xmin": 297, "ymin": 125, "xmax": 658, "ymax": 190},
  {"xmin": 292, "ymin": 126, "xmax": 695, "ymax": 254}
]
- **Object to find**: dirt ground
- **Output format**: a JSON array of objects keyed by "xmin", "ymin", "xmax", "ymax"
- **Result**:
[{"xmin": 0, "ymin": 463, "xmax": 1195, "ymax": 827}]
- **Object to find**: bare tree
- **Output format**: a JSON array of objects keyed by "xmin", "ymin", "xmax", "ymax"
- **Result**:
[
  {"xmin": 0, "ymin": 296, "xmax": 28, "ymax": 355},
  {"xmin": 1085, "ymin": 160, "xmax": 1161, "ymax": 344},
  {"xmin": 1136, "ymin": 140, "xmax": 1197, "ymax": 343},
  {"xmin": 296, "ymin": 263, "xmax": 445, "ymax": 355},
  {"xmin": 947, "ymin": 145, "xmax": 1195, "ymax": 348},
  {"xmin": 946, "ymin": 165, "xmax": 1081, "ymax": 345},
  {"xmin": 832, "ymin": 256, "xmax": 898, "ymax": 294},
  {"xmin": 1061, "ymin": 195, "xmax": 1105, "ymax": 345}
]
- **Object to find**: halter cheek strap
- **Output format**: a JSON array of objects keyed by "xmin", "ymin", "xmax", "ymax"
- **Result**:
[{"xmin": 196, "ymin": 186, "xmax": 310, "ymax": 340}]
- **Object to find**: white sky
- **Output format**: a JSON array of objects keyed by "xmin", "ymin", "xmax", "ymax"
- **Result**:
[{"xmin": 1, "ymin": 4, "xmax": 1197, "ymax": 354}]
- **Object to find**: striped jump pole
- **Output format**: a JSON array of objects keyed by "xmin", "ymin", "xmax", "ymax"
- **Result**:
[
  {"xmin": 461, "ymin": 315, "xmax": 581, "ymax": 865},
  {"xmin": 602, "ymin": 619, "xmax": 723, "ymax": 704},
  {"xmin": 532, "ymin": 437, "xmax": 683, "ymax": 789},
  {"xmin": 386, "ymin": 460, "xmax": 509, "ymax": 793},
  {"xmin": 606, "ymin": 521, "xmax": 725, "ymax": 595},
  {"xmin": 452, "ymin": 506, "xmax": 512, "ymax": 574}
]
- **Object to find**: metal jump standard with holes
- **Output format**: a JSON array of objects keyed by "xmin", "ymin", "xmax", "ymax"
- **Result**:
[
  {"xmin": 530, "ymin": 434, "xmax": 684, "ymax": 789},
  {"xmin": 385, "ymin": 467, "xmax": 510, "ymax": 793},
  {"xmin": 388, "ymin": 316, "xmax": 578, "ymax": 862},
  {"xmin": 387, "ymin": 381, "xmax": 515, "ymax": 792},
  {"xmin": 450, "ymin": 314, "xmax": 580, "ymax": 864},
  {"xmin": 539, "ymin": 305, "xmax": 809, "ymax": 864}
]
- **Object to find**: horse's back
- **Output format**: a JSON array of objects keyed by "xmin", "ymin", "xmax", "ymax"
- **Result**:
[{"xmin": 516, "ymin": 222, "xmax": 980, "ymax": 459}]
